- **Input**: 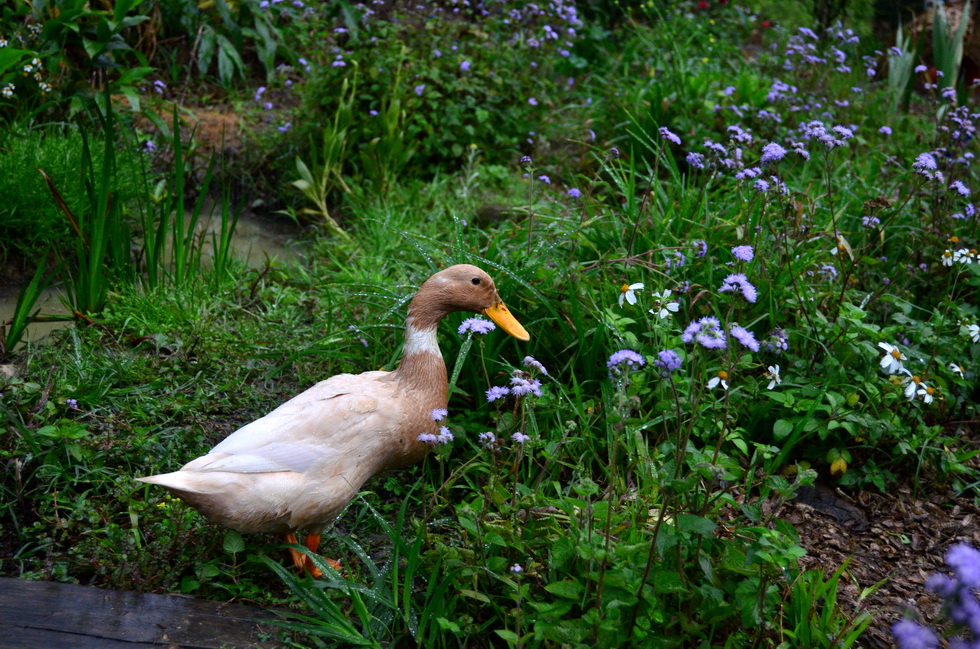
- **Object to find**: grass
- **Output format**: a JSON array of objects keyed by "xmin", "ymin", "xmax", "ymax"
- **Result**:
[{"xmin": 2, "ymin": 2, "xmax": 980, "ymax": 648}]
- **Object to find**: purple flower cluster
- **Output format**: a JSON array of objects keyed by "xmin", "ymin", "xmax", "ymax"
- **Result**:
[
  {"xmin": 730, "ymin": 325, "xmax": 759, "ymax": 352},
  {"xmin": 607, "ymin": 349, "xmax": 645, "ymax": 372},
  {"xmin": 763, "ymin": 328, "xmax": 790, "ymax": 353},
  {"xmin": 893, "ymin": 544, "xmax": 980, "ymax": 649},
  {"xmin": 681, "ymin": 317, "xmax": 726, "ymax": 350},
  {"xmin": 458, "ymin": 318, "xmax": 496, "ymax": 335},
  {"xmin": 719, "ymin": 273, "xmax": 759, "ymax": 303},
  {"xmin": 731, "ymin": 245, "xmax": 754, "ymax": 262},
  {"xmin": 510, "ymin": 374, "xmax": 543, "ymax": 397},
  {"xmin": 486, "ymin": 386, "xmax": 510, "ymax": 402},
  {"xmin": 654, "ymin": 349, "xmax": 682, "ymax": 377},
  {"xmin": 760, "ymin": 142, "xmax": 787, "ymax": 164},
  {"xmin": 659, "ymin": 126, "xmax": 681, "ymax": 146},
  {"xmin": 522, "ymin": 356, "xmax": 548, "ymax": 375}
]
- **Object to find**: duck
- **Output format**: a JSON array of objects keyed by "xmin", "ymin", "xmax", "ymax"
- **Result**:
[{"xmin": 138, "ymin": 264, "xmax": 529, "ymax": 576}]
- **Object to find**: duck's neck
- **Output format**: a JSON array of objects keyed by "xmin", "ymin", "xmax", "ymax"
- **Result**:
[{"xmin": 394, "ymin": 314, "xmax": 449, "ymax": 394}]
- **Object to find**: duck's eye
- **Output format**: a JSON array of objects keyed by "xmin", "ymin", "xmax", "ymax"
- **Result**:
[{"xmin": 471, "ymin": 277, "xmax": 481, "ymax": 285}]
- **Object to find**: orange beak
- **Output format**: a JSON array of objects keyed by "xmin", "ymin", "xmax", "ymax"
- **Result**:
[{"xmin": 483, "ymin": 301, "xmax": 530, "ymax": 341}]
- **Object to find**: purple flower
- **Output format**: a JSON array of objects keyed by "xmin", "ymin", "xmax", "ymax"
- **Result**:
[
  {"xmin": 730, "ymin": 325, "xmax": 760, "ymax": 352},
  {"xmin": 567, "ymin": 188, "xmax": 581, "ymax": 198},
  {"xmin": 478, "ymin": 432, "xmax": 496, "ymax": 446},
  {"xmin": 723, "ymin": 86, "xmax": 736, "ymax": 95},
  {"xmin": 528, "ymin": 97, "xmax": 538, "ymax": 106},
  {"xmin": 693, "ymin": 239, "xmax": 708, "ymax": 257},
  {"xmin": 430, "ymin": 408, "xmax": 448, "ymax": 421},
  {"xmin": 913, "ymin": 152, "xmax": 938, "ymax": 173},
  {"xmin": 719, "ymin": 273, "xmax": 758, "ymax": 303},
  {"xmin": 681, "ymin": 317, "xmax": 726, "ymax": 350},
  {"xmin": 277, "ymin": 122, "xmax": 292, "ymax": 133},
  {"xmin": 510, "ymin": 564, "xmax": 523, "ymax": 574},
  {"xmin": 659, "ymin": 126, "xmax": 681, "ymax": 145},
  {"xmin": 254, "ymin": 86, "xmax": 267, "ymax": 102},
  {"xmin": 686, "ymin": 152, "xmax": 705, "ymax": 170},
  {"xmin": 414, "ymin": 84, "xmax": 426, "ymax": 96},
  {"xmin": 761, "ymin": 142, "xmax": 787, "ymax": 164},
  {"xmin": 298, "ymin": 57, "xmax": 311, "ymax": 72},
  {"xmin": 607, "ymin": 349, "xmax": 645, "ymax": 371},
  {"xmin": 459, "ymin": 317, "xmax": 496, "ymax": 335},
  {"xmin": 460, "ymin": 60, "xmax": 471, "ymax": 71},
  {"xmin": 142, "ymin": 140, "xmax": 157, "ymax": 153},
  {"xmin": 437, "ymin": 426, "xmax": 454, "ymax": 443},
  {"xmin": 486, "ymin": 386, "xmax": 510, "ymax": 402},
  {"xmin": 880, "ymin": 125, "xmax": 892, "ymax": 135},
  {"xmin": 731, "ymin": 245, "xmax": 754, "ymax": 262},
  {"xmin": 66, "ymin": 398, "xmax": 78, "ymax": 408},
  {"xmin": 433, "ymin": 49, "xmax": 441, "ymax": 58},
  {"xmin": 891, "ymin": 619, "xmax": 939, "ymax": 649},
  {"xmin": 520, "ymin": 155, "xmax": 532, "ymax": 165},
  {"xmin": 946, "ymin": 543, "xmax": 980, "ymax": 587},
  {"xmin": 951, "ymin": 180, "xmax": 971, "ymax": 197},
  {"xmin": 418, "ymin": 433, "xmax": 439, "ymax": 444},
  {"xmin": 509, "ymin": 376, "xmax": 543, "ymax": 397},
  {"xmin": 754, "ymin": 178, "xmax": 770, "ymax": 192},
  {"xmin": 512, "ymin": 432, "xmax": 530, "ymax": 444},
  {"xmin": 522, "ymin": 356, "xmax": 548, "ymax": 375},
  {"xmin": 763, "ymin": 328, "xmax": 789, "ymax": 353},
  {"xmin": 153, "ymin": 79, "xmax": 166, "ymax": 94},
  {"xmin": 654, "ymin": 349, "xmax": 682, "ymax": 376},
  {"xmin": 537, "ymin": 175, "xmax": 550, "ymax": 184}
]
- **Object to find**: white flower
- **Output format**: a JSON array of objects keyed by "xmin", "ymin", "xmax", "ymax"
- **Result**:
[
  {"xmin": 901, "ymin": 371, "xmax": 921, "ymax": 400},
  {"xmin": 949, "ymin": 362, "xmax": 965, "ymax": 378},
  {"xmin": 967, "ymin": 324, "xmax": 980, "ymax": 343},
  {"xmin": 917, "ymin": 384, "xmax": 935, "ymax": 404},
  {"xmin": 878, "ymin": 342, "xmax": 906, "ymax": 374},
  {"xmin": 618, "ymin": 282, "xmax": 644, "ymax": 307},
  {"xmin": 649, "ymin": 289, "xmax": 680, "ymax": 319},
  {"xmin": 707, "ymin": 371, "xmax": 729, "ymax": 390},
  {"xmin": 954, "ymin": 248, "xmax": 978, "ymax": 265},
  {"xmin": 765, "ymin": 365, "xmax": 782, "ymax": 390},
  {"xmin": 942, "ymin": 250, "xmax": 954, "ymax": 267}
]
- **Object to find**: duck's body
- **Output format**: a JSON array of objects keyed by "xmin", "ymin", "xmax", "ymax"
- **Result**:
[{"xmin": 138, "ymin": 265, "xmax": 528, "ymax": 568}]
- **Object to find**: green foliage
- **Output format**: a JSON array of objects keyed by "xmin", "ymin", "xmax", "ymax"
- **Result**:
[
  {"xmin": 3, "ymin": 4, "xmax": 980, "ymax": 649},
  {"xmin": 155, "ymin": 0, "xmax": 289, "ymax": 87},
  {"xmin": 0, "ymin": 0, "xmax": 153, "ymax": 121},
  {"xmin": 0, "ymin": 127, "xmax": 143, "ymax": 264}
]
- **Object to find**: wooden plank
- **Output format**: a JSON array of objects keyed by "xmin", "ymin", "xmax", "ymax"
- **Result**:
[{"xmin": 0, "ymin": 578, "xmax": 283, "ymax": 648}]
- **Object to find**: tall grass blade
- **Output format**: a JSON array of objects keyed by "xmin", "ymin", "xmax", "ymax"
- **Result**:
[{"xmin": 0, "ymin": 253, "xmax": 51, "ymax": 358}]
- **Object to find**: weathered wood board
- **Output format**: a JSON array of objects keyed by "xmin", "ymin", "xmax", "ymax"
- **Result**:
[{"xmin": 0, "ymin": 578, "xmax": 284, "ymax": 648}]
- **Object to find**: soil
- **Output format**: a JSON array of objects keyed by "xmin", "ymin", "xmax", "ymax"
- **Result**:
[{"xmin": 780, "ymin": 481, "xmax": 980, "ymax": 647}]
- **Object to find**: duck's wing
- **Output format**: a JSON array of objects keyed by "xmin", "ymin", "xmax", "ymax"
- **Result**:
[{"xmin": 180, "ymin": 370, "xmax": 399, "ymax": 476}]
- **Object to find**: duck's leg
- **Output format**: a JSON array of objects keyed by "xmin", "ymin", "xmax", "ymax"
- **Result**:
[
  {"xmin": 303, "ymin": 533, "xmax": 342, "ymax": 576},
  {"xmin": 285, "ymin": 533, "xmax": 307, "ymax": 572}
]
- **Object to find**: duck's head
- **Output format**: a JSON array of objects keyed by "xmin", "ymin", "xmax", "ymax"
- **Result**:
[{"xmin": 414, "ymin": 264, "xmax": 530, "ymax": 341}]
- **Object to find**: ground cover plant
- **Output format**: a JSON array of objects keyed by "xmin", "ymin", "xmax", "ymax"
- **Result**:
[{"xmin": 2, "ymin": 1, "xmax": 980, "ymax": 648}]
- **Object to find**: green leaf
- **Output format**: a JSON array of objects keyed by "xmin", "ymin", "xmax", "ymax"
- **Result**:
[
  {"xmin": 494, "ymin": 629, "xmax": 519, "ymax": 644},
  {"xmin": 677, "ymin": 513, "xmax": 716, "ymax": 537},
  {"xmin": 544, "ymin": 580, "xmax": 582, "ymax": 599},
  {"xmin": 223, "ymin": 530, "xmax": 245, "ymax": 554},
  {"xmin": 773, "ymin": 419, "xmax": 794, "ymax": 440},
  {"xmin": 0, "ymin": 48, "xmax": 30, "ymax": 75}
]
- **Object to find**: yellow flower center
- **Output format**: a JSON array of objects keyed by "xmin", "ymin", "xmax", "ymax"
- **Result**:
[
  {"xmin": 620, "ymin": 284, "xmax": 631, "ymax": 293},
  {"xmin": 912, "ymin": 376, "xmax": 921, "ymax": 385},
  {"xmin": 890, "ymin": 349, "xmax": 903, "ymax": 359},
  {"xmin": 926, "ymin": 387, "xmax": 936, "ymax": 395},
  {"xmin": 718, "ymin": 371, "xmax": 729, "ymax": 380},
  {"xmin": 944, "ymin": 251, "xmax": 953, "ymax": 258}
]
